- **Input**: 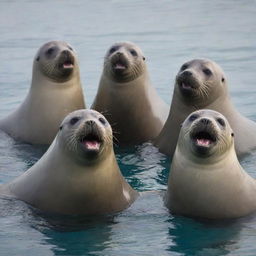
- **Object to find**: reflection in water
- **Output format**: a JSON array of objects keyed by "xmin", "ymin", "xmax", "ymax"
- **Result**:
[
  {"xmin": 168, "ymin": 215, "xmax": 256, "ymax": 256},
  {"xmin": 37, "ymin": 216, "xmax": 115, "ymax": 256},
  {"xmin": 0, "ymin": 130, "xmax": 47, "ymax": 182},
  {"xmin": 9, "ymin": 192, "xmax": 170, "ymax": 256},
  {"xmin": 116, "ymin": 143, "xmax": 170, "ymax": 191},
  {"xmin": 0, "ymin": 196, "xmax": 115, "ymax": 256},
  {"xmin": 0, "ymin": 198, "xmax": 54, "ymax": 256},
  {"xmin": 99, "ymin": 192, "xmax": 173, "ymax": 256},
  {"xmin": 167, "ymin": 216, "xmax": 256, "ymax": 256}
]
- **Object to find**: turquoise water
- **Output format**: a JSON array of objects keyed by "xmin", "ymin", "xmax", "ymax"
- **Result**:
[{"xmin": 1, "ymin": 0, "xmax": 256, "ymax": 255}]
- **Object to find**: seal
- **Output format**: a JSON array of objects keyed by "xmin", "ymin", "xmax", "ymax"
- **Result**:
[
  {"xmin": 0, "ymin": 40, "xmax": 85, "ymax": 145},
  {"xmin": 91, "ymin": 41, "xmax": 169, "ymax": 145},
  {"xmin": 165, "ymin": 109, "xmax": 256, "ymax": 219},
  {"xmin": 154, "ymin": 58, "xmax": 256, "ymax": 158},
  {"xmin": 0, "ymin": 109, "xmax": 139, "ymax": 215}
]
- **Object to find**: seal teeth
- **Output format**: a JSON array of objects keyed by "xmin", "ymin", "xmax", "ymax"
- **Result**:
[
  {"xmin": 196, "ymin": 138, "xmax": 211, "ymax": 147},
  {"xmin": 80, "ymin": 130, "xmax": 103, "ymax": 151},
  {"xmin": 115, "ymin": 63, "xmax": 126, "ymax": 70},
  {"xmin": 181, "ymin": 82, "xmax": 192, "ymax": 89},
  {"xmin": 193, "ymin": 131, "xmax": 216, "ymax": 147},
  {"xmin": 63, "ymin": 61, "xmax": 74, "ymax": 69},
  {"xmin": 84, "ymin": 140, "xmax": 100, "ymax": 150}
]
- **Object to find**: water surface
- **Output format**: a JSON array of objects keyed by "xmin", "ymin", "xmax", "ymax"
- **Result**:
[{"xmin": 0, "ymin": 1, "xmax": 256, "ymax": 255}]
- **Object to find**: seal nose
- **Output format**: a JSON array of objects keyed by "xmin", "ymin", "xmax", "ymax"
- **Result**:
[
  {"xmin": 62, "ymin": 50, "xmax": 71, "ymax": 57},
  {"xmin": 182, "ymin": 70, "xmax": 193, "ymax": 76},
  {"xmin": 200, "ymin": 118, "xmax": 211, "ymax": 125},
  {"xmin": 86, "ymin": 120, "xmax": 96, "ymax": 126},
  {"xmin": 116, "ymin": 51, "xmax": 123, "ymax": 57}
]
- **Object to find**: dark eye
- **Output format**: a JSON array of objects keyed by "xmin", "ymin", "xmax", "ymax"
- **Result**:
[
  {"xmin": 68, "ymin": 46, "xmax": 73, "ymax": 51},
  {"xmin": 70, "ymin": 117, "xmax": 80, "ymax": 125},
  {"xmin": 46, "ymin": 47, "xmax": 55, "ymax": 55},
  {"xmin": 222, "ymin": 77, "xmax": 225, "ymax": 82},
  {"xmin": 143, "ymin": 56, "xmax": 146, "ymax": 61},
  {"xmin": 231, "ymin": 133, "xmax": 234, "ymax": 137},
  {"xmin": 216, "ymin": 118, "xmax": 225, "ymax": 127},
  {"xmin": 109, "ymin": 47, "xmax": 117, "ymax": 54},
  {"xmin": 130, "ymin": 49, "xmax": 137, "ymax": 56},
  {"xmin": 189, "ymin": 114, "xmax": 199, "ymax": 122},
  {"xmin": 203, "ymin": 68, "xmax": 212, "ymax": 76},
  {"xmin": 99, "ymin": 117, "xmax": 106, "ymax": 125},
  {"xmin": 59, "ymin": 125, "xmax": 63, "ymax": 130},
  {"xmin": 36, "ymin": 56, "xmax": 40, "ymax": 61},
  {"xmin": 180, "ymin": 64, "xmax": 188, "ymax": 71}
]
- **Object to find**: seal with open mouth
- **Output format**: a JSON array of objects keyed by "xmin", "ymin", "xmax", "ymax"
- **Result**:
[
  {"xmin": 92, "ymin": 41, "xmax": 169, "ymax": 145},
  {"xmin": 165, "ymin": 109, "xmax": 256, "ymax": 219},
  {"xmin": 0, "ymin": 40, "xmax": 85, "ymax": 145},
  {"xmin": 0, "ymin": 109, "xmax": 139, "ymax": 215},
  {"xmin": 154, "ymin": 58, "xmax": 256, "ymax": 158}
]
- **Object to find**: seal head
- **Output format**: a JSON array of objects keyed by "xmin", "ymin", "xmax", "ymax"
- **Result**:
[
  {"xmin": 175, "ymin": 59, "xmax": 227, "ymax": 108},
  {"xmin": 182, "ymin": 110, "xmax": 234, "ymax": 159},
  {"xmin": 58, "ymin": 109, "xmax": 113, "ymax": 164},
  {"xmin": 35, "ymin": 41, "xmax": 77, "ymax": 82},
  {"xmin": 103, "ymin": 42, "xmax": 146, "ymax": 83}
]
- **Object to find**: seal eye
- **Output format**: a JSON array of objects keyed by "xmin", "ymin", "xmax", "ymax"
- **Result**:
[
  {"xmin": 70, "ymin": 117, "xmax": 80, "ymax": 125},
  {"xmin": 99, "ymin": 117, "xmax": 106, "ymax": 125},
  {"xmin": 189, "ymin": 114, "xmax": 199, "ymax": 122},
  {"xmin": 109, "ymin": 46, "xmax": 118, "ymax": 54},
  {"xmin": 68, "ymin": 46, "xmax": 73, "ymax": 51},
  {"xmin": 222, "ymin": 77, "xmax": 225, "ymax": 82},
  {"xmin": 46, "ymin": 47, "xmax": 55, "ymax": 55},
  {"xmin": 130, "ymin": 49, "xmax": 138, "ymax": 57},
  {"xmin": 231, "ymin": 133, "xmax": 234, "ymax": 137},
  {"xmin": 217, "ymin": 118, "xmax": 225, "ymax": 127},
  {"xmin": 59, "ymin": 125, "xmax": 63, "ymax": 130},
  {"xmin": 180, "ymin": 64, "xmax": 188, "ymax": 71},
  {"xmin": 143, "ymin": 56, "xmax": 146, "ymax": 61},
  {"xmin": 203, "ymin": 68, "xmax": 212, "ymax": 76}
]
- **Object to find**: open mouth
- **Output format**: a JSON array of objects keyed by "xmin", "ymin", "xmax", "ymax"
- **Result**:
[
  {"xmin": 192, "ymin": 131, "xmax": 217, "ymax": 148},
  {"xmin": 177, "ymin": 74, "xmax": 198, "ymax": 94},
  {"xmin": 63, "ymin": 60, "xmax": 74, "ymax": 69},
  {"xmin": 113, "ymin": 61, "xmax": 127, "ymax": 70},
  {"xmin": 59, "ymin": 51, "xmax": 75, "ymax": 70},
  {"xmin": 180, "ymin": 82, "xmax": 193, "ymax": 90},
  {"xmin": 80, "ymin": 133, "xmax": 103, "ymax": 152},
  {"xmin": 178, "ymin": 79, "xmax": 196, "ymax": 92},
  {"xmin": 111, "ymin": 54, "xmax": 128, "ymax": 72}
]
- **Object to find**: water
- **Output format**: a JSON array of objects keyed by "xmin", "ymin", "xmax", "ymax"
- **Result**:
[{"xmin": 0, "ymin": 0, "xmax": 256, "ymax": 255}]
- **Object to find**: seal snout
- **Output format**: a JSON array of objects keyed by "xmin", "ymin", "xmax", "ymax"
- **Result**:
[
  {"xmin": 177, "ymin": 69, "xmax": 200, "ymax": 94},
  {"xmin": 192, "ymin": 131, "xmax": 216, "ymax": 147},
  {"xmin": 111, "ymin": 52, "xmax": 129, "ymax": 71},
  {"xmin": 200, "ymin": 118, "xmax": 211, "ymax": 126},
  {"xmin": 190, "ymin": 118, "xmax": 217, "ymax": 150},
  {"xmin": 59, "ymin": 50, "xmax": 75, "ymax": 70},
  {"xmin": 79, "ymin": 120, "xmax": 103, "ymax": 153}
]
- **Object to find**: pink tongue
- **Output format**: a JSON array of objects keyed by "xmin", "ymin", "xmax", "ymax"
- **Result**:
[
  {"xmin": 182, "ymin": 82, "xmax": 191, "ymax": 89},
  {"xmin": 197, "ymin": 139, "xmax": 211, "ymax": 146},
  {"xmin": 115, "ymin": 63, "xmax": 126, "ymax": 69},
  {"xmin": 83, "ymin": 141, "xmax": 100, "ymax": 150},
  {"xmin": 63, "ymin": 63, "xmax": 73, "ymax": 68}
]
